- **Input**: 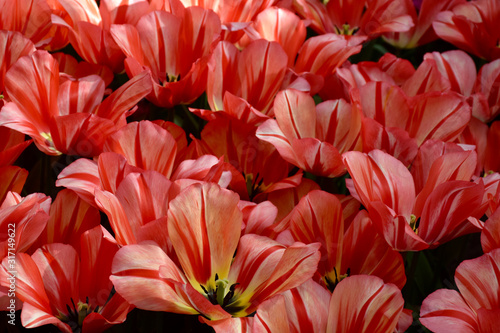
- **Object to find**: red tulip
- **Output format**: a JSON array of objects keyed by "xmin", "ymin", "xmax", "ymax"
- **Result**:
[
  {"xmin": 293, "ymin": 0, "xmax": 414, "ymax": 39},
  {"xmin": 0, "ymin": 0, "xmax": 52, "ymax": 46},
  {"xmin": 28, "ymin": 189, "xmax": 101, "ymax": 254},
  {"xmin": 174, "ymin": 0, "xmax": 280, "ymax": 43},
  {"xmin": 110, "ymin": 182, "xmax": 321, "ymax": 319},
  {"xmin": 421, "ymin": 248, "xmax": 500, "ymax": 332},
  {"xmin": 239, "ymin": 7, "xmax": 307, "ymax": 68},
  {"xmin": 472, "ymin": 59, "xmax": 500, "ymax": 122},
  {"xmin": 0, "ymin": 226, "xmax": 130, "ymax": 333},
  {"xmin": 384, "ymin": 0, "xmax": 464, "ymax": 48},
  {"xmin": 326, "ymin": 275, "xmax": 405, "ymax": 332},
  {"xmin": 281, "ymin": 190, "xmax": 406, "ymax": 290},
  {"xmin": 0, "ymin": 30, "xmax": 35, "ymax": 97},
  {"xmin": 433, "ymin": 0, "xmax": 500, "ymax": 61},
  {"xmin": 343, "ymin": 149, "xmax": 485, "ymax": 251},
  {"xmin": 103, "ymin": 121, "xmax": 178, "ymax": 178},
  {"xmin": 257, "ymin": 89, "xmax": 361, "ymax": 177},
  {"xmin": 111, "ymin": 5, "xmax": 221, "ymax": 107},
  {"xmin": 0, "ymin": 51, "xmax": 152, "ymax": 156},
  {"xmin": 192, "ymin": 117, "xmax": 295, "ymax": 201},
  {"xmin": 0, "ymin": 192, "xmax": 50, "ymax": 259},
  {"xmin": 200, "ymin": 39, "xmax": 287, "ymax": 123},
  {"xmin": 51, "ymin": 0, "xmax": 151, "ymax": 72}
]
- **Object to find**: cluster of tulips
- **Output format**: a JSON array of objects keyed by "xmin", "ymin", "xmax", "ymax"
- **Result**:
[{"xmin": 1, "ymin": 0, "xmax": 500, "ymax": 332}]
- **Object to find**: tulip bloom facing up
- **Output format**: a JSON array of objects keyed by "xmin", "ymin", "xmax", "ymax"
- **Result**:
[
  {"xmin": 110, "ymin": 182, "xmax": 321, "ymax": 322},
  {"xmin": 0, "ymin": 226, "xmax": 131, "ymax": 333},
  {"xmin": 207, "ymin": 275, "xmax": 408, "ymax": 333},
  {"xmin": 420, "ymin": 248, "xmax": 500, "ymax": 332}
]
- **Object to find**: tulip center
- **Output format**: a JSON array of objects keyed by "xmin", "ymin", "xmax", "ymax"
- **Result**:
[
  {"xmin": 57, "ymin": 297, "xmax": 100, "ymax": 333},
  {"xmin": 245, "ymin": 173, "xmax": 265, "ymax": 200},
  {"xmin": 409, "ymin": 214, "xmax": 419, "ymax": 234},
  {"xmin": 161, "ymin": 73, "xmax": 181, "ymax": 85},
  {"xmin": 200, "ymin": 274, "xmax": 240, "ymax": 312},
  {"xmin": 40, "ymin": 132, "xmax": 60, "ymax": 153},
  {"xmin": 334, "ymin": 23, "xmax": 359, "ymax": 36},
  {"xmin": 325, "ymin": 267, "xmax": 350, "ymax": 292}
]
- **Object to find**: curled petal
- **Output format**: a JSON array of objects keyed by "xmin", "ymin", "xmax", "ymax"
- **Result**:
[
  {"xmin": 420, "ymin": 289, "xmax": 478, "ymax": 333},
  {"xmin": 326, "ymin": 275, "xmax": 404, "ymax": 333}
]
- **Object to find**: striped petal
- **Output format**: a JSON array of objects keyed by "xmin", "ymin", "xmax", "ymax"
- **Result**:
[
  {"xmin": 326, "ymin": 275, "xmax": 404, "ymax": 333},
  {"xmin": 167, "ymin": 182, "xmax": 242, "ymax": 291}
]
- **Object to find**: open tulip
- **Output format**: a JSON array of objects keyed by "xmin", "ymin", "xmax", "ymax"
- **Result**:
[
  {"xmin": 0, "ymin": 50, "xmax": 152, "ymax": 156},
  {"xmin": 257, "ymin": 89, "xmax": 362, "ymax": 177},
  {"xmin": 110, "ymin": 5, "xmax": 221, "ymax": 107},
  {"xmin": 343, "ymin": 148, "xmax": 485, "ymax": 251},
  {"xmin": 0, "ymin": 226, "xmax": 131, "ymax": 333},
  {"xmin": 110, "ymin": 182, "xmax": 321, "ymax": 320}
]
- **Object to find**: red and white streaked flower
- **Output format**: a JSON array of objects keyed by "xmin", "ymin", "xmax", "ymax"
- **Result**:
[
  {"xmin": 0, "ymin": 192, "xmax": 51, "ymax": 260},
  {"xmin": 0, "ymin": 50, "xmax": 152, "ymax": 156},
  {"xmin": 384, "ymin": 0, "xmax": 464, "ymax": 48},
  {"xmin": 239, "ymin": 7, "xmax": 307, "ymax": 68},
  {"xmin": 206, "ymin": 275, "xmax": 408, "ymax": 333},
  {"xmin": 188, "ymin": 117, "xmax": 298, "ymax": 201},
  {"xmin": 110, "ymin": 182, "xmax": 321, "ymax": 320},
  {"xmin": 433, "ymin": 0, "xmax": 500, "ymax": 61},
  {"xmin": 110, "ymin": 4, "xmax": 221, "ymax": 107},
  {"xmin": 293, "ymin": 0, "xmax": 414, "ymax": 39},
  {"xmin": 0, "ymin": 30, "xmax": 36, "ymax": 98},
  {"xmin": 420, "ymin": 248, "xmax": 500, "ymax": 332},
  {"xmin": 51, "ymin": 0, "xmax": 153, "ymax": 72},
  {"xmin": 257, "ymin": 89, "xmax": 362, "ymax": 178},
  {"xmin": 193, "ymin": 39, "xmax": 288, "ymax": 124},
  {"xmin": 174, "ymin": 0, "xmax": 281, "ymax": 43},
  {"xmin": 0, "ymin": 0, "xmax": 53, "ymax": 47},
  {"xmin": 274, "ymin": 190, "xmax": 406, "ymax": 291},
  {"xmin": 0, "ymin": 226, "xmax": 131, "ymax": 333},
  {"xmin": 343, "ymin": 147, "xmax": 486, "ymax": 251}
]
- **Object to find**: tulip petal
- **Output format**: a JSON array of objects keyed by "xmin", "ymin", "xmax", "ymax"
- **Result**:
[
  {"xmin": 420, "ymin": 289, "xmax": 478, "ymax": 333},
  {"xmin": 326, "ymin": 275, "xmax": 404, "ymax": 333},
  {"xmin": 31, "ymin": 244, "xmax": 80, "ymax": 319},
  {"xmin": 418, "ymin": 180, "xmax": 485, "ymax": 246},
  {"xmin": 288, "ymin": 190, "xmax": 344, "ymax": 278},
  {"xmin": 273, "ymin": 89, "xmax": 316, "ymax": 140},
  {"xmin": 343, "ymin": 150, "xmax": 415, "ymax": 216},
  {"xmin": 455, "ymin": 248, "xmax": 500, "ymax": 311},
  {"xmin": 167, "ymin": 183, "xmax": 242, "ymax": 291},
  {"xmin": 342, "ymin": 210, "xmax": 406, "ymax": 289},
  {"xmin": 103, "ymin": 121, "xmax": 177, "ymax": 177},
  {"xmin": 56, "ymin": 158, "xmax": 100, "ymax": 204},
  {"xmin": 228, "ymin": 234, "xmax": 320, "ymax": 316}
]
